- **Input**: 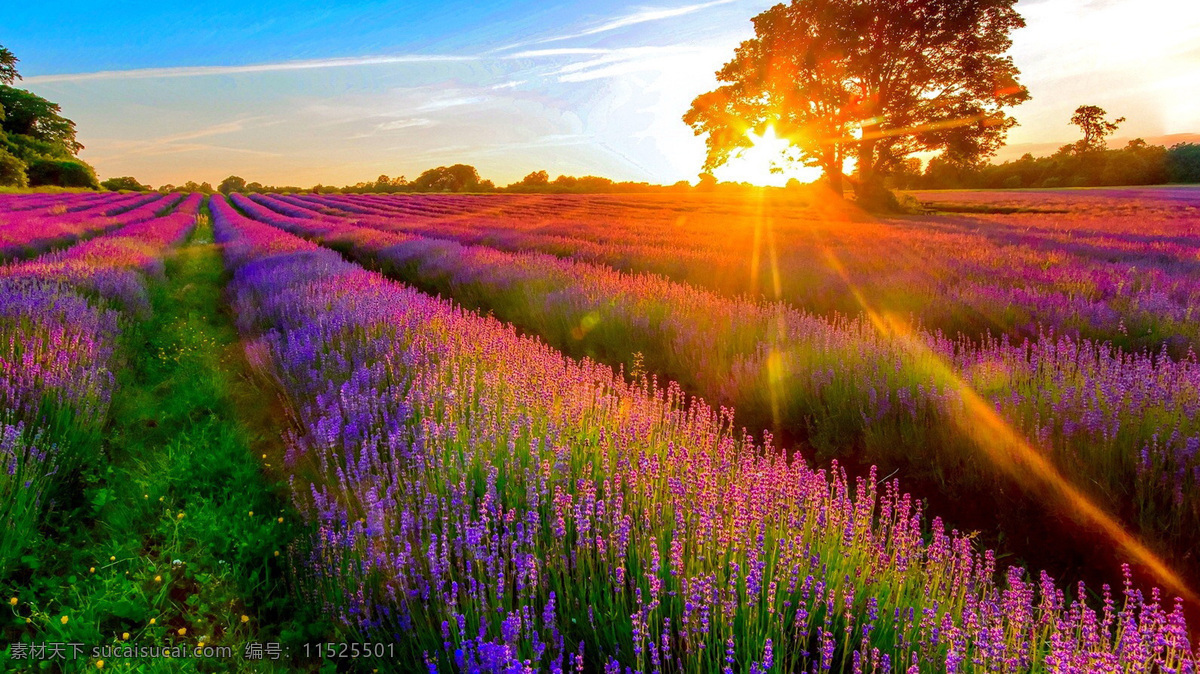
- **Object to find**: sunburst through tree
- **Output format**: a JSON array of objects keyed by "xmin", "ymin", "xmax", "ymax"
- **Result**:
[{"xmin": 684, "ymin": 0, "xmax": 1030, "ymax": 208}]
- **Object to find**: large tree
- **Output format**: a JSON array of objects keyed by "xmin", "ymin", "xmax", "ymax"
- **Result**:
[
  {"xmin": 411, "ymin": 164, "xmax": 486, "ymax": 192},
  {"xmin": 219, "ymin": 174, "xmax": 248, "ymax": 194},
  {"xmin": 1069, "ymin": 105, "xmax": 1123, "ymax": 153},
  {"xmin": 0, "ymin": 86, "xmax": 83, "ymax": 154},
  {"xmin": 684, "ymin": 0, "xmax": 1029, "ymax": 204}
]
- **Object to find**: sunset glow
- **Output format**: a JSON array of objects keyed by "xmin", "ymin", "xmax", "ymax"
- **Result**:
[
  {"xmin": 712, "ymin": 126, "xmax": 824, "ymax": 186},
  {"xmin": 4, "ymin": 0, "xmax": 1200, "ymax": 668},
  {"xmin": 5, "ymin": 0, "xmax": 1195, "ymax": 185}
]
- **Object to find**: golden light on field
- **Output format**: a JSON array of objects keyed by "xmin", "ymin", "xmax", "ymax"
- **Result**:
[
  {"xmin": 811, "ymin": 232, "xmax": 1199, "ymax": 607},
  {"xmin": 713, "ymin": 127, "xmax": 824, "ymax": 187}
]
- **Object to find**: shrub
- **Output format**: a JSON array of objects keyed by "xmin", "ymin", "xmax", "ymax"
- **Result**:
[
  {"xmin": 26, "ymin": 157, "xmax": 98, "ymax": 188},
  {"xmin": 0, "ymin": 146, "xmax": 26, "ymax": 187}
]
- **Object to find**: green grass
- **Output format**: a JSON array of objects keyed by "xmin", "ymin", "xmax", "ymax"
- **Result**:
[{"xmin": 2, "ymin": 216, "xmax": 332, "ymax": 672}]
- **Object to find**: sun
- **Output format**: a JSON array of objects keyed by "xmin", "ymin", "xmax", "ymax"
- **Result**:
[{"xmin": 713, "ymin": 127, "xmax": 824, "ymax": 186}]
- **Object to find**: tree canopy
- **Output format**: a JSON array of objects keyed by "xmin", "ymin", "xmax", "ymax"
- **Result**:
[
  {"xmin": 0, "ymin": 147, "xmax": 26, "ymax": 187},
  {"xmin": 411, "ymin": 164, "xmax": 490, "ymax": 192},
  {"xmin": 101, "ymin": 176, "xmax": 151, "ymax": 192},
  {"xmin": 0, "ymin": 86, "xmax": 83, "ymax": 154},
  {"xmin": 1070, "ymin": 105, "xmax": 1124, "ymax": 153},
  {"xmin": 684, "ymin": 0, "xmax": 1029, "ymax": 206},
  {"xmin": 218, "ymin": 175, "xmax": 248, "ymax": 194},
  {"xmin": 0, "ymin": 44, "xmax": 95, "ymax": 188},
  {"xmin": 0, "ymin": 46, "xmax": 17, "ymax": 86}
]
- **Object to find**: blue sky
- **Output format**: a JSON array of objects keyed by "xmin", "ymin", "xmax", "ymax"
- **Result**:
[{"xmin": 7, "ymin": 0, "xmax": 1200, "ymax": 186}]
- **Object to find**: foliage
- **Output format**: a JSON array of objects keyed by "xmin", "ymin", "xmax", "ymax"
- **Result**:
[
  {"xmin": 1166, "ymin": 143, "xmax": 1200, "ymax": 183},
  {"xmin": 516, "ymin": 169, "xmax": 550, "ymax": 187},
  {"xmin": 0, "ymin": 146, "xmax": 26, "ymax": 187},
  {"xmin": 684, "ymin": 0, "xmax": 1028, "ymax": 204},
  {"xmin": 410, "ymin": 163, "xmax": 490, "ymax": 192},
  {"xmin": 0, "ymin": 46, "xmax": 18, "ymax": 86},
  {"xmin": 0, "ymin": 45, "xmax": 97, "ymax": 189},
  {"xmin": 180, "ymin": 180, "xmax": 215, "ymax": 194},
  {"xmin": 2, "ymin": 130, "xmax": 76, "ymax": 163},
  {"xmin": 0, "ymin": 85, "xmax": 83, "ymax": 155},
  {"xmin": 217, "ymin": 175, "xmax": 247, "ymax": 194},
  {"xmin": 26, "ymin": 157, "xmax": 99, "ymax": 188},
  {"xmin": 339, "ymin": 173, "xmax": 409, "ymax": 194},
  {"xmin": 1070, "ymin": 104, "xmax": 1125, "ymax": 153},
  {"xmin": 901, "ymin": 139, "xmax": 1192, "ymax": 189},
  {"xmin": 100, "ymin": 176, "xmax": 151, "ymax": 192},
  {"xmin": 502, "ymin": 172, "xmax": 639, "ymax": 193}
]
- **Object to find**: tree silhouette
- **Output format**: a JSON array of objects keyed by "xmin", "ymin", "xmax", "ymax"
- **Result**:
[
  {"xmin": 101, "ymin": 176, "xmax": 150, "ymax": 191},
  {"xmin": 411, "ymin": 164, "xmax": 484, "ymax": 192},
  {"xmin": 1070, "ymin": 105, "xmax": 1124, "ymax": 153},
  {"xmin": 219, "ymin": 175, "xmax": 247, "ymax": 194},
  {"xmin": 520, "ymin": 170, "xmax": 550, "ymax": 187},
  {"xmin": 684, "ymin": 0, "xmax": 1028, "ymax": 206},
  {"xmin": 0, "ymin": 46, "xmax": 18, "ymax": 86}
]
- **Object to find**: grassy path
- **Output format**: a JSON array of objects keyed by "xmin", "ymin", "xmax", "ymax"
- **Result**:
[{"xmin": 4, "ymin": 216, "xmax": 328, "ymax": 671}]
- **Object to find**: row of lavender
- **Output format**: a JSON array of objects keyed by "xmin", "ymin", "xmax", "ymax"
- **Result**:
[
  {"xmin": 232, "ymin": 192, "xmax": 1200, "ymax": 576},
  {"xmin": 286, "ymin": 190, "xmax": 1200, "ymax": 357},
  {"xmin": 0, "ymin": 192, "xmax": 170, "ymax": 261},
  {"xmin": 0, "ymin": 191, "xmax": 118, "ymax": 214},
  {"xmin": 211, "ymin": 194, "xmax": 1196, "ymax": 671},
  {"xmin": 0, "ymin": 193, "xmax": 200, "ymax": 573}
]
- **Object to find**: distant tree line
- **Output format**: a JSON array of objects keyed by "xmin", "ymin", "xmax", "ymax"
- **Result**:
[
  {"xmin": 0, "ymin": 45, "xmax": 99, "ymax": 189},
  {"xmin": 148, "ymin": 165, "xmax": 699, "ymax": 196},
  {"xmin": 892, "ymin": 106, "xmax": 1200, "ymax": 190}
]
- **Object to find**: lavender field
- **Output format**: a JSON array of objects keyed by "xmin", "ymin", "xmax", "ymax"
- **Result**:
[{"xmin": 3, "ymin": 188, "xmax": 1199, "ymax": 672}]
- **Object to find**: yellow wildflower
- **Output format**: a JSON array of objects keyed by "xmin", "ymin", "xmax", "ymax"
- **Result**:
[
  {"xmin": 177, "ymin": 627, "xmax": 186, "ymax": 636},
  {"xmin": 60, "ymin": 615, "xmax": 69, "ymax": 625},
  {"xmin": 8, "ymin": 597, "xmax": 16, "ymax": 606},
  {"xmin": 240, "ymin": 615, "xmax": 249, "ymax": 623}
]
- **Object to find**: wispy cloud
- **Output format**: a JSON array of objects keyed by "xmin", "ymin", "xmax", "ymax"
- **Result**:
[
  {"xmin": 527, "ymin": 0, "xmax": 737, "ymax": 45},
  {"xmin": 87, "ymin": 117, "xmax": 279, "ymax": 162},
  {"xmin": 505, "ymin": 48, "xmax": 614, "ymax": 59},
  {"xmin": 488, "ymin": 0, "xmax": 739, "ymax": 53},
  {"xmin": 24, "ymin": 54, "xmax": 478, "ymax": 84},
  {"xmin": 348, "ymin": 118, "xmax": 435, "ymax": 139},
  {"xmin": 511, "ymin": 45, "xmax": 706, "ymax": 83},
  {"xmin": 390, "ymin": 133, "xmax": 591, "ymax": 160}
]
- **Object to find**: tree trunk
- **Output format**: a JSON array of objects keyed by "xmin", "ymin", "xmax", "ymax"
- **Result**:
[
  {"xmin": 853, "ymin": 138, "xmax": 898, "ymax": 212},
  {"xmin": 825, "ymin": 168, "xmax": 844, "ymax": 197}
]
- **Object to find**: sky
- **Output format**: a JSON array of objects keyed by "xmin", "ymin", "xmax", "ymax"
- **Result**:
[{"xmin": 5, "ymin": 0, "xmax": 1200, "ymax": 187}]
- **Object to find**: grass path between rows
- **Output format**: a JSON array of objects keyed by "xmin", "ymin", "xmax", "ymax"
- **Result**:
[{"xmin": 4, "ymin": 216, "xmax": 331, "ymax": 672}]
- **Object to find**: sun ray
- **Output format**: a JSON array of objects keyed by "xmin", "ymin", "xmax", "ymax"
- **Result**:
[
  {"xmin": 811, "ymin": 229, "xmax": 1199, "ymax": 606},
  {"xmin": 714, "ymin": 127, "xmax": 824, "ymax": 186}
]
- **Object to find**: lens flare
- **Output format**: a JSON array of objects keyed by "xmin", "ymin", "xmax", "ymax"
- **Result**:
[
  {"xmin": 814, "ymin": 235, "xmax": 1198, "ymax": 606},
  {"xmin": 714, "ymin": 127, "xmax": 823, "ymax": 186}
]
